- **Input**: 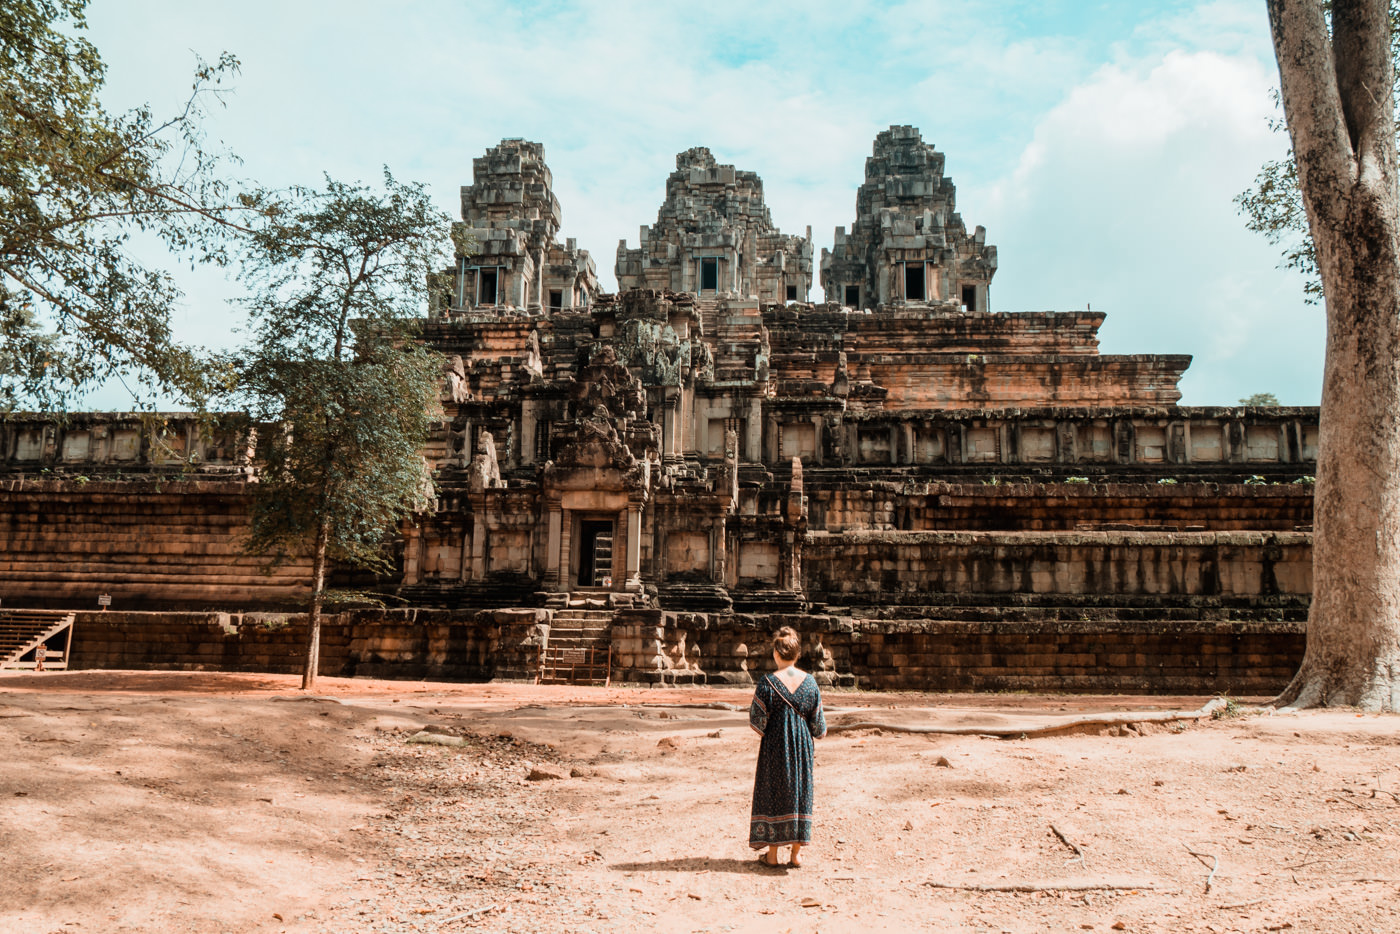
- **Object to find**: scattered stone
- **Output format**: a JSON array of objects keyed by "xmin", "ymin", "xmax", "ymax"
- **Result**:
[
  {"xmin": 527, "ymin": 765, "xmax": 569, "ymax": 781},
  {"xmin": 407, "ymin": 731, "xmax": 466, "ymax": 747},
  {"xmin": 935, "ymin": 756, "xmax": 953, "ymax": 768}
]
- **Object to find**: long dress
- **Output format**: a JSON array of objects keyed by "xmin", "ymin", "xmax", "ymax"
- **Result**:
[{"xmin": 749, "ymin": 670, "xmax": 827, "ymax": 850}]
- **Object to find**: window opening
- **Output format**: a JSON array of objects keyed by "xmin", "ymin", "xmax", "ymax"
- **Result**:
[
  {"xmin": 904, "ymin": 262, "xmax": 926, "ymax": 301},
  {"xmin": 700, "ymin": 257, "xmax": 719, "ymax": 292},
  {"xmin": 785, "ymin": 284, "xmax": 798, "ymax": 302},
  {"xmin": 549, "ymin": 289, "xmax": 563, "ymax": 311},
  {"xmin": 844, "ymin": 284, "xmax": 860, "ymax": 307},
  {"xmin": 478, "ymin": 268, "xmax": 499, "ymax": 306}
]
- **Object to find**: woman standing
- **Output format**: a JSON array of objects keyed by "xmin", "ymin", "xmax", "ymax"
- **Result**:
[{"xmin": 749, "ymin": 626, "xmax": 827, "ymax": 868}]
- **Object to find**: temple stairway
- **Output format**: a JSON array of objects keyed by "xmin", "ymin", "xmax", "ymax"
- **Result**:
[
  {"xmin": 591, "ymin": 533, "xmax": 613, "ymax": 586},
  {"xmin": 0, "ymin": 610, "xmax": 76, "ymax": 670},
  {"xmin": 539, "ymin": 607, "xmax": 612, "ymax": 686}
]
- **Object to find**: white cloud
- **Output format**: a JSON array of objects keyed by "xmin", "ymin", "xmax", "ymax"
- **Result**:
[
  {"xmin": 977, "ymin": 48, "xmax": 1322, "ymax": 404},
  {"xmin": 73, "ymin": 0, "xmax": 1320, "ymax": 409}
]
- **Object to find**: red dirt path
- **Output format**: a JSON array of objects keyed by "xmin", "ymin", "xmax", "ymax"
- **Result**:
[{"xmin": 3, "ymin": 671, "xmax": 1398, "ymax": 933}]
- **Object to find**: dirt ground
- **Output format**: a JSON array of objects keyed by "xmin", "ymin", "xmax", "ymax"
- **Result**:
[{"xmin": 3, "ymin": 672, "xmax": 1399, "ymax": 934}]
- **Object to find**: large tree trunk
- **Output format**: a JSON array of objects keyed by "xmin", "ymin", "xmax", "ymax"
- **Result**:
[
  {"xmin": 301, "ymin": 514, "xmax": 330, "ymax": 691},
  {"xmin": 1268, "ymin": 0, "xmax": 1400, "ymax": 709}
]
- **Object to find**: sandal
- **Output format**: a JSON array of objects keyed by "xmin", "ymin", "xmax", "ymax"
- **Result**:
[{"xmin": 756, "ymin": 852, "xmax": 782, "ymax": 869}]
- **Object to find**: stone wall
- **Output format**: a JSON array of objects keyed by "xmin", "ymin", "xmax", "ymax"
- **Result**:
[
  {"xmin": 804, "ymin": 530, "xmax": 1312, "ymax": 605},
  {"xmin": 0, "ymin": 479, "xmax": 310, "ymax": 610},
  {"xmin": 65, "ymin": 607, "xmax": 1303, "ymax": 695},
  {"xmin": 67, "ymin": 608, "xmax": 549, "ymax": 681},
  {"xmin": 807, "ymin": 481, "xmax": 1313, "ymax": 533},
  {"xmin": 610, "ymin": 610, "xmax": 1303, "ymax": 695}
]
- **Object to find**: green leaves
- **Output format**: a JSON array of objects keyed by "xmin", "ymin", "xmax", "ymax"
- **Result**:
[
  {"xmin": 228, "ymin": 171, "xmax": 451, "ymax": 579},
  {"xmin": 1, "ymin": 0, "xmax": 248, "ymax": 410}
]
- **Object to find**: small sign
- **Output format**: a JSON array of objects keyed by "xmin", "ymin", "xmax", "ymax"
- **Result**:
[
  {"xmin": 600, "ymin": 576, "xmax": 613, "ymax": 588},
  {"xmin": 97, "ymin": 594, "xmax": 112, "ymax": 609}
]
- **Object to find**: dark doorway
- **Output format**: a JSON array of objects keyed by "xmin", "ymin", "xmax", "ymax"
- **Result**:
[
  {"xmin": 844, "ymin": 284, "xmax": 860, "ymax": 307},
  {"xmin": 549, "ymin": 289, "xmax": 563, "ymax": 311},
  {"xmin": 479, "ymin": 268, "xmax": 499, "ymax": 305},
  {"xmin": 577, "ymin": 519, "xmax": 615, "ymax": 587},
  {"xmin": 700, "ymin": 257, "xmax": 719, "ymax": 291},
  {"xmin": 961, "ymin": 284, "xmax": 977, "ymax": 311},
  {"xmin": 904, "ymin": 262, "xmax": 926, "ymax": 301}
]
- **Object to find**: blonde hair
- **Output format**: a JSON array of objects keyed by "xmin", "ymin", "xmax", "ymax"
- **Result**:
[{"xmin": 772, "ymin": 626, "xmax": 801, "ymax": 662}]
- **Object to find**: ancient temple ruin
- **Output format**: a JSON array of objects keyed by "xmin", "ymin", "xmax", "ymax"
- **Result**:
[
  {"xmin": 616, "ymin": 146, "xmax": 812, "ymax": 304},
  {"xmin": 432, "ymin": 138, "xmax": 600, "ymax": 316},
  {"xmin": 0, "ymin": 128, "xmax": 1318, "ymax": 693},
  {"xmin": 822, "ymin": 125, "xmax": 997, "ymax": 312}
]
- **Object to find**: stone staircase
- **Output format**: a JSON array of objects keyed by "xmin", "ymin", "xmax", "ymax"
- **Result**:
[
  {"xmin": 0, "ymin": 609, "xmax": 77, "ymax": 670},
  {"xmin": 591, "ymin": 533, "xmax": 614, "ymax": 586},
  {"xmin": 539, "ymin": 607, "xmax": 613, "ymax": 686}
]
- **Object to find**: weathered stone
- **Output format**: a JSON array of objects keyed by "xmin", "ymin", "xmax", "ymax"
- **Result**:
[{"xmin": 0, "ymin": 127, "xmax": 1324, "ymax": 696}]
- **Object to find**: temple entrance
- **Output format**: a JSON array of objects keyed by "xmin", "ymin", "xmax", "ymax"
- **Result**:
[{"xmin": 576, "ymin": 519, "xmax": 616, "ymax": 587}]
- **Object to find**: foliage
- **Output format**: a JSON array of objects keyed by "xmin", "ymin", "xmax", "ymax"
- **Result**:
[
  {"xmin": 230, "ymin": 170, "xmax": 450, "ymax": 575},
  {"xmin": 1235, "ymin": 0, "xmax": 1400, "ymax": 302},
  {"xmin": 225, "ymin": 170, "xmax": 451, "ymax": 686},
  {"xmin": 1239, "ymin": 392, "xmax": 1281, "ymax": 406},
  {"xmin": 0, "ymin": 0, "xmax": 254, "ymax": 411}
]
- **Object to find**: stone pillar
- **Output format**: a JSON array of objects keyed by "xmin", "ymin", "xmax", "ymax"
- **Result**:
[
  {"xmin": 545, "ymin": 504, "xmax": 562, "ymax": 587},
  {"xmin": 626, "ymin": 506, "xmax": 643, "ymax": 590},
  {"xmin": 404, "ymin": 528, "xmax": 422, "ymax": 585},
  {"xmin": 459, "ymin": 527, "xmax": 471, "ymax": 582},
  {"xmin": 902, "ymin": 423, "xmax": 916, "ymax": 465},
  {"xmin": 662, "ymin": 392, "xmax": 681, "ymax": 460},
  {"xmin": 747, "ymin": 397, "xmax": 763, "ymax": 462},
  {"xmin": 713, "ymin": 516, "xmax": 728, "ymax": 588},
  {"xmin": 520, "ymin": 401, "xmax": 537, "ymax": 466},
  {"xmin": 471, "ymin": 513, "xmax": 487, "ymax": 581},
  {"xmin": 812, "ymin": 417, "xmax": 824, "ymax": 466},
  {"xmin": 557, "ymin": 512, "xmax": 572, "ymax": 590}
]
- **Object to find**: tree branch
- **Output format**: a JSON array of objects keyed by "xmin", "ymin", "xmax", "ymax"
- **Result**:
[
  {"xmin": 1331, "ymin": 0, "xmax": 1394, "ymax": 157},
  {"xmin": 1268, "ymin": 0, "xmax": 1358, "ymax": 229}
]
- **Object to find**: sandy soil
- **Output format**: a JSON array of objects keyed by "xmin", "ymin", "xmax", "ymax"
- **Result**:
[{"xmin": 2, "ymin": 671, "xmax": 1399, "ymax": 934}]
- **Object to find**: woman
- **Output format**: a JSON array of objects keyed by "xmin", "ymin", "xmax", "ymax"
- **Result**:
[{"xmin": 749, "ymin": 626, "xmax": 827, "ymax": 868}]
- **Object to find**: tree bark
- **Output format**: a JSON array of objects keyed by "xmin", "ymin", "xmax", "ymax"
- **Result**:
[
  {"xmin": 1268, "ymin": 0, "xmax": 1400, "ymax": 709},
  {"xmin": 301, "ymin": 513, "xmax": 330, "ymax": 691}
]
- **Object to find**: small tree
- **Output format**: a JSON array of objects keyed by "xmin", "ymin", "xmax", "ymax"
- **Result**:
[
  {"xmin": 1, "ymin": 0, "xmax": 247, "ymax": 409},
  {"xmin": 1239, "ymin": 392, "xmax": 1281, "ymax": 406},
  {"xmin": 1267, "ymin": 0, "xmax": 1400, "ymax": 709},
  {"xmin": 231, "ymin": 171, "xmax": 450, "ymax": 689}
]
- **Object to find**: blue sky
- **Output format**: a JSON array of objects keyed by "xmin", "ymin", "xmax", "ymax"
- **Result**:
[{"xmin": 83, "ymin": 0, "xmax": 1318, "ymax": 406}]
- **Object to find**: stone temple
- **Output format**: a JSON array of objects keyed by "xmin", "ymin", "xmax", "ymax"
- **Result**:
[{"xmin": 0, "ymin": 127, "xmax": 1318, "ymax": 694}]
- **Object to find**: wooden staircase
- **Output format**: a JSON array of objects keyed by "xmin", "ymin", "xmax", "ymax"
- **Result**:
[
  {"xmin": 539, "ymin": 607, "xmax": 612, "ymax": 686},
  {"xmin": 591, "ymin": 533, "xmax": 614, "ymax": 586},
  {"xmin": 0, "ymin": 610, "xmax": 77, "ymax": 671}
]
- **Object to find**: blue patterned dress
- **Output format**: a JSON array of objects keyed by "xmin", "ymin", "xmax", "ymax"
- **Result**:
[{"xmin": 749, "ymin": 670, "xmax": 827, "ymax": 849}]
